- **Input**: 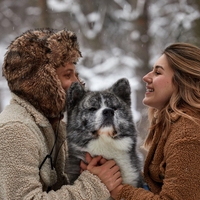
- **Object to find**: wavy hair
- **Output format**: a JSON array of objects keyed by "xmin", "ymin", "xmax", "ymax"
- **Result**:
[{"xmin": 145, "ymin": 43, "xmax": 200, "ymax": 148}]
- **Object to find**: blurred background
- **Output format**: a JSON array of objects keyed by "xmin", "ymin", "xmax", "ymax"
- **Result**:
[{"xmin": 0, "ymin": 0, "xmax": 200, "ymax": 142}]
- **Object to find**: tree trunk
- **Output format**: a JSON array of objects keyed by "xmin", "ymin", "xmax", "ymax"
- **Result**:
[
  {"xmin": 192, "ymin": 0, "xmax": 200, "ymax": 47},
  {"xmin": 134, "ymin": 0, "xmax": 151, "ymax": 113},
  {"xmin": 38, "ymin": 0, "xmax": 51, "ymax": 28}
]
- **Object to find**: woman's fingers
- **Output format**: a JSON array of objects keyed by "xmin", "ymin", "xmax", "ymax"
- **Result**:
[
  {"xmin": 80, "ymin": 160, "xmax": 87, "ymax": 172},
  {"xmin": 99, "ymin": 157, "xmax": 107, "ymax": 164},
  {"xmin": 87, "ymin": 156, "xmax": 102, "ymax": 171},
  {"xmin": 85, "ymin": 152, "xmax": 93, "ymax": 163}
]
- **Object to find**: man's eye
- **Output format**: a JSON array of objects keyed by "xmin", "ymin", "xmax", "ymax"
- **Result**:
[{"xmin": 64, "ymin": 73, "xmax": 71, "ymax": 78}]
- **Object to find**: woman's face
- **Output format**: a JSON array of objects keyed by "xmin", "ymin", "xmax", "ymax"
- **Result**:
[
  {"xmin": 56, "ymin": 63, "xmax": 78, "ymax": 91},
  {"xmin": 143, "ymin": 54, "xmax": 175, "ymax": 110}
]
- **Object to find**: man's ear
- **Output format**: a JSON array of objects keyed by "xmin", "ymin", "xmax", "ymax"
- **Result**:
[
  {"xmin": 66, "ymin": 82, "xmax": 86, "ymax": 113},
  {"xmin": 108, "ymin": 78, "xmax": 131, "ymax": 107}
]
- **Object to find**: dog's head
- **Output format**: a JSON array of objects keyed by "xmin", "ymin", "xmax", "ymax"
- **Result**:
[{"xmin": 66, "ymin": 78, "xmax": 136, "ymax": 149}]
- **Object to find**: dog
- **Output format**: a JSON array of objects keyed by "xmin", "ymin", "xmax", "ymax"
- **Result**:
[{"xmin": 65, "ymin": 78, "xmax": 143, "ymax": 189}]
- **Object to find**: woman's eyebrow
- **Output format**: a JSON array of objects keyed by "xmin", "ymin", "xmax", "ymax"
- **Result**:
[{"xmin": 154, "ymin": 65, "xmax": 164, "ymax": 70}]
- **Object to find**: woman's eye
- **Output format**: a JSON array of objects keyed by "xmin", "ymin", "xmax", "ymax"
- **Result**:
[{"xmin": 155, "ymin": 70, "xmax": 161, "ymax": 75}]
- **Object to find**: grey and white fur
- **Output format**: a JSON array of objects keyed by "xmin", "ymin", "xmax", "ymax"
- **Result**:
[{"xmin": 65, "ymin": 78, "xmax": 143, "ymax": 189}]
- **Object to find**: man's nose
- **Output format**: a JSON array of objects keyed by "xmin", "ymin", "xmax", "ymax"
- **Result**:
[{"xmin": 72, "ymin": 75, "xmax": 79, "ymax": 83}]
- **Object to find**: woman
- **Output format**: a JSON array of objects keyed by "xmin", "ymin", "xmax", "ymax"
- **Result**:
[
  {"xmin": 0, "ymin": 28, "xmax": 121, "ymax": 199},
  {"xmin": 111, "ymin": 43, "xmax": 200, "ymax": 199}
]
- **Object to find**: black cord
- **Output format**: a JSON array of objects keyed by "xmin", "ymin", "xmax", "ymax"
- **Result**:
[
  {"xmin": 39, "ymin": 154, "xmax": 54, "ymax": 170},
  {"xmin": 39, "ymin": 115, "xmax": 62, "ymax": 170}
]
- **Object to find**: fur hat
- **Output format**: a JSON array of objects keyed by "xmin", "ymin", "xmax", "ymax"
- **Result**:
[{"xmin": 2, "ymin": 28, "xmax": 82, "ymax": 118}]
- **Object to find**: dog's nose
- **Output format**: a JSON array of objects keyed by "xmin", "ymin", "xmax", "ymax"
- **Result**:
[{"xmin": 103, "ymin": 108, "xmax": 114, "ymax": 117}]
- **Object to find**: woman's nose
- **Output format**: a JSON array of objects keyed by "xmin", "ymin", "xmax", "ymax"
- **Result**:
[{"xmin": 143, "ymin": 73, "xmax": 152, "ymax": 83}]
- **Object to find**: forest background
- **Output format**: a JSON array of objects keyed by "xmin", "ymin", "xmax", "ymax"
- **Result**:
[{"xmin": 0, "ymin": 0, "xmax": 200, "ymax": 143}]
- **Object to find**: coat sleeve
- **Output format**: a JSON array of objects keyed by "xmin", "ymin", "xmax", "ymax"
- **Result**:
[
  {"xmin": 0, "ymin": 122, "xmax": 110, "ymax": 200},
  {"xmin": 116, "ymin": 119, "xmax": 200, "ymax": 200}
]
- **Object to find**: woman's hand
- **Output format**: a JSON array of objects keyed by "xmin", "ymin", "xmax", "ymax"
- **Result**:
[
  {"xmin": 110, "ymin": 184, "xmax": 123, "ymax": 199},
  {"xmin": 80, "ymin": 153, "xmax": 122, "ymax": 192}
]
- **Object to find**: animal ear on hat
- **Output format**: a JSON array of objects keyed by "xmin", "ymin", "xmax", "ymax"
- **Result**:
[
  {"xmin": 66, "ymin": 82, "xmax": 86, "ymax": 113},
  {"xmin": 108, "ymin": 78, "xmax": 131, "ymax": 107},
  {"xmin": 47, "ymin": 29, "xmax": 82, "ymax": 68}
]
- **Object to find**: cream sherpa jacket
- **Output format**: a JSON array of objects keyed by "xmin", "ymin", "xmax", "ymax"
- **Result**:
[{"xmin": 0, "ymin": 93, "xmax": 110, "ymax": 200}]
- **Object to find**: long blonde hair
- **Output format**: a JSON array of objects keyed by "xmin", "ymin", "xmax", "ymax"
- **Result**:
[{"xmin": 145, "ymin": 43, "xmax": 200, "ymax": 148}]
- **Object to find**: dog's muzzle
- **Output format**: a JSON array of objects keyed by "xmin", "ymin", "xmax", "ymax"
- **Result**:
[{"xmin": 102, "ymin": 108, "xmax": 115, "ymax": 126}]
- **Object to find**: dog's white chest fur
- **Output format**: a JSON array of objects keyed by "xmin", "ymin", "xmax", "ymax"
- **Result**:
[{"xmin": 85, "ymin": 127, "xmax": 140, "ymax": 186}]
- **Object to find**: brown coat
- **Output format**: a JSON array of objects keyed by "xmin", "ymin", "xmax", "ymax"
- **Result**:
[{"xmin": 117, "ymin": 110, "xmax": 200, "ymax": 200}]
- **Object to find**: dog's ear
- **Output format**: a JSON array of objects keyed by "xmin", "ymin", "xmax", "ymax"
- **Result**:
[
  {"xmin": 108, "ymin": 78, "xmax": 131, "ymax": 106},
  {"xmin": 66, "ymin": 82, "xmax": 86, "ymax": 112}
]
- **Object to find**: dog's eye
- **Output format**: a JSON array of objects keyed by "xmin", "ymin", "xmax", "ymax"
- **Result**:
[
  {"xmin": 110, "ymin": 106, "xmax": 117, "ymax": 111},
  {"xmin": 88, "ymin": 107, "xmax": 97, "ymax": 112}
]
